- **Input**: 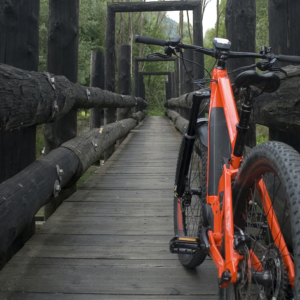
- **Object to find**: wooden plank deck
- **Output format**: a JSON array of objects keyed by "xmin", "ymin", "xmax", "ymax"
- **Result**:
[{"xmin": 0, "ymin": 116, "xmax": 218, "ymax": 299}]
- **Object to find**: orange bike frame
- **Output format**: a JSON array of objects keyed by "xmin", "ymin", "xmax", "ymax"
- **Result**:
[{"xmin": 207, "ymin": 68, "xmax": 294, "ymax": 287}]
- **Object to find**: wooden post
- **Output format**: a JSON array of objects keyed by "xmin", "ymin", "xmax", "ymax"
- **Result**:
[
  {"xmin": 226, "ymin": 0, "xmax": 256, "ymax": 147},
  {"xmin": 268, "ymin": 0, "xmax": 300, "ymax": 151},
  {"xmin": 226, "ymin": 0, "xmax": 256, "ymax": 79},
  {"xmin": 90, "ymin": 51, "xmax": 105, "ymax": 129},
  {"xmin": 44, "ymin": 0, "xmax": 79, "ymax": 220},
  {"xmin": 174, "ymin": 57, "xmax": 180, "ymax": 97},
  {"xmin": 193, "ymin": 2, "xmax": 204, "ymax": 83},
  {"xmin": 117, "ymin": 45, "xmax": 131, "ymax": 145},
  {"xmin": 166, "ymin": 82, "xmax": 172, "ymax": 101},
  {"xmin": 0, "ymin": 0, "xmax": 39, "ymax": 269},
  {"xmin": 104, "ymin": 6, "xmax": 116, "ymax": 161},
  {"xmin": 138, "ymin": 73, "xmax": 145, "ymax": 100},
  {"xmin": 118, "ymin": 45, "xmax": 132, "ymax": 120},
  {"xmin": 180, "ymin": 49, "xmax": 194, "ymax": 119},
  {"xmin": 269, "ymin": 0, "xmax": 300, "ymax": 68}
]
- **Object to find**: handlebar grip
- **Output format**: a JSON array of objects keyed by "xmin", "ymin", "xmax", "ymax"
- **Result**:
[
  {"xmin": 134, "ymin": 35, "xmax": 167, "ymax": 47},
  {"xmin": 277, "ymin": 54, "xmax": 300, "ymax": 64}
]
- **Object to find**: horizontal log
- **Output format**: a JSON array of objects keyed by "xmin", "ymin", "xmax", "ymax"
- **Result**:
[
  {"xmin": 0, "ymin": 63, "xmax": 147, "ymax": 133},
  {"xmin": 165, "ymin": 109, "xmax": 188, "ymax": 134},
  {"xmin": 135, "ymin": 57, "xmax": 176, "ymax": 62},
  {"xmin": 165, "ymin": 66, "xmax": 300, "ymax": 134},
  {"xmin": 0, "ymin": 111, "xmax": 146, "ymax": 255},
  {"xmin": 140, "ymin": 72, "xmax": 172, "ymax": 76},
  {"xmin": 165, "ymin": 92, "xmax": 210, "ymax": 113},
  {"xmin": 109, "ymin": 1, "xmax": 200, "ymax": 12},
  {"xmin": 252, "ymin": 65, "xmax": 300, "ymax": 134},
  {"xmin": 62, "ymin": 111, "xmax": 147, "ymax": 180}
]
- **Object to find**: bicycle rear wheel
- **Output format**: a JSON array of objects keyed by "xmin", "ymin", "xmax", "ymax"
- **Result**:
[
  {"xmin": 231, "ymin": 141, "xmax": 300, "ymax": 300},
  {"xmin": 173, "ymin": 137, "xmax": 207, "ymax": 268}
]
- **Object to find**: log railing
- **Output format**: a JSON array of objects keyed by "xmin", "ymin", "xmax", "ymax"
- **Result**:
[
  {"xmin": 165, "ymin": 65, "xmax": 300, "ymax": 151},
  {"xmin": 0, "ymin": 111, "xmax": 146, "ymax": 255},
  {"xmin": 0, "ymin": 62, "xmax": 148, "ymax": 258},
  {"xmin": 0, "ymin": 63, "xmax": 147, "ymax": 134}
]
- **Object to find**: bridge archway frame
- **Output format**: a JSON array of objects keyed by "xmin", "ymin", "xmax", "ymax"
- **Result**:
[
  {"xmin": 137, "ymin": 71, "xmax": 173, "ymax": 101},
  {"xmin": 105, "ymin": 1, "xmax": 203, "ymax": 93},
  {"xmin": 134, "ymin": 57, "xmax": 179, "ymax": 99}
]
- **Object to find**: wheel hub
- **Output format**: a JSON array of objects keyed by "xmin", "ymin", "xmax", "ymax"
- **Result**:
[{"xmin": 257, "ymin": 244, "xmax": 289, "ymax": 300}]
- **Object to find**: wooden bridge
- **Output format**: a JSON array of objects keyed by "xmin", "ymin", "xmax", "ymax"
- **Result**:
[
  {"xmin": 0, "ymin": 116, "xmax": 217, "ymax": 299},
  {"xmin": 1, "ymin": 0, "xmax": 300, "ymax": 298}
]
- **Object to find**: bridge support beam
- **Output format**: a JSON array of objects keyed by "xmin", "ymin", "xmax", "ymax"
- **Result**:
[
  {"xmin": 90, "ymin": 51, "xmax": 105, "ymax": 129},
  {"xmin": 268, "ymin": 0, "xmax": 300, "ymax": 152},
  {"xmin": 0, "ymin": 0, "xmax": 39, "ymax": 270},
  {"xmin": 226, "ymin": 0, "xmax": 256, "ymax": 148},
  {"xmin": 44, "ymin": 0, "xmax": 80, "ymax": 220}
]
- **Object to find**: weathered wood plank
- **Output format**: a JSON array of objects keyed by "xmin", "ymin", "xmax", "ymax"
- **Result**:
[
  {"xmin": 0, "ymin": 259, "xmax": 217, "ymax": 295},
  {"xmin": 0, "ymin": 117, "xmax": 218, "ymax": 298},
  {"xmin": 51, "ymin": 202, "xmax": 173, "ymax": 217},
  {"xmin": 0, "ymin": 293, "xmax": 216, "ymax": 300},
  {"xmin": 65, "ymin": 189, "xmax": 173, "ymax": 203}
]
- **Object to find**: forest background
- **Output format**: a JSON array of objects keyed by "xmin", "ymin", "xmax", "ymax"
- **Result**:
[{"xmin": 39, "ymin": 0, "xmax": 269, "ymax": 116}]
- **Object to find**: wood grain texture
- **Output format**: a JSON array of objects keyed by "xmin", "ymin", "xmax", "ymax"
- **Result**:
[
  {"xmin": 109, "ymin": 1, "xmax": 200, "ymax": 12},
  {"xmin": 269, "ymin": 0, "xmax": 300, "ymax": 68},
  {"xmin": 226, "ymin": 0, "xmax": 256, "ymax": 80},
  {"xmin": 0, "ymin": 116, "xmax": 217, "ymax": 299},
  {"xmin": 0, "ymin": 64, "xmax": 147, "ymax": 133}
]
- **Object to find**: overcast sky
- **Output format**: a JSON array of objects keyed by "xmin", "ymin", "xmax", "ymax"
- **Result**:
[
  {"xmin": 166, "ymin": 0, "xmax": 217, "ymax": 35},
  {"xmin": 145, "ymin": 0, "xmax": 217, "ymax": 35}
]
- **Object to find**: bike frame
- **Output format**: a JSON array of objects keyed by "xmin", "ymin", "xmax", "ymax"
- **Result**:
[{"xmin": 202, "ymin": 67, "xmax": 295, "ymax": 287}]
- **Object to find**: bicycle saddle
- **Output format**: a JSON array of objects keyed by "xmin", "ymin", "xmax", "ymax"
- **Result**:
[{"xmin": 234, "ymin": 70, "xmax": 281, "ymax": 93}]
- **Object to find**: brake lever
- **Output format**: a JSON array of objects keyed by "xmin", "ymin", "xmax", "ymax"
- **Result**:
[{"xmin": 256, "ymin": 57, "xmax": 277, "ymax": 71}]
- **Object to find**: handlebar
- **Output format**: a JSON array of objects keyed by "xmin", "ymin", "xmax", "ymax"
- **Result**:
[
  {"xmin": 134, "ymin": 34, "xmax": 300, "ymax": 64},
  {"xmin": 134, "ymin": 35, "xmax": 167, "ymax": 47}
]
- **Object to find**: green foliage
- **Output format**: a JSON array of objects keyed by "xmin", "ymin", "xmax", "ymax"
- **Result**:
[
  {"xmin": 38, "ymin": 0, "xmax": 49, "ymax": 72},
  {"xmin": 38, "ymin": 0, "xmax": 271, "ymax": 117},
  {"xmin": 256, "ymin": 124, "xmax": 269, "ymax": 145},
  {"xmin": 203, "ymin": 0, "xmax": 227, "ymax": 72},
  {"xmin": 256, "ymin": 0, "xmax": 269, "ymax": 52}
]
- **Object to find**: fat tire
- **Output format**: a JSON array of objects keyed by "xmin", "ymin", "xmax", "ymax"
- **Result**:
[
  {"xmin": 173, "ymin": 136, "xmax": 207, "ymax": 269},
  {"xmin": 231, "ymin": 141, "xmax": 300, "ymax": 300}
]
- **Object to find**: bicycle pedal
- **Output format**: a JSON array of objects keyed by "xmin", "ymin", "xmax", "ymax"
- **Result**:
[{"xmin": 169, "ymin": 236, "xmax": 200, "ymax": 254}]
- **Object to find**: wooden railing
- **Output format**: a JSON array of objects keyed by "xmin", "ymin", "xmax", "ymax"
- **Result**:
[
  {"xmin": 165, "ymin": 65, "xmax": 300, "ymax": 151},
  {"xmin": 0, "ymin": 63, "xmax": 147, "ymax": 257}
]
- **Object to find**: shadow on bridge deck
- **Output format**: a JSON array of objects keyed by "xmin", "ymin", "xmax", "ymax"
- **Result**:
[{"xmin": 0, "ymin": 116, "xmax": 218, "ymax": 299}]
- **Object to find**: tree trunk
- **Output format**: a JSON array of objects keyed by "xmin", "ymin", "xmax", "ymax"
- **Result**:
[{"xmin": 215, "ymin": 0, "xmax": 220, "ymax": 37}]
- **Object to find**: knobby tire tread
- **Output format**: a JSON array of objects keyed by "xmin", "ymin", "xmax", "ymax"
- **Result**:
[{"xmin": 231, "ymin": 141, "xmax": 300, "ymax": 300}]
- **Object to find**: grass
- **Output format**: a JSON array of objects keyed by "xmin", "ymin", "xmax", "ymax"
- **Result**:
[
  {"xmin": 256, "ymin": 124, "xmax": 269, "ymax": 145},
  {"xmin": 148, "ymin": 109, "xmax": 165, "ymax": 116}
]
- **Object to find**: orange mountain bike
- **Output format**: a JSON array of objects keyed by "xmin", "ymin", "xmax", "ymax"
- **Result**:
[{"xmin": 135, "ymin": 35, "xmax": 300, "ymax": 299}]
